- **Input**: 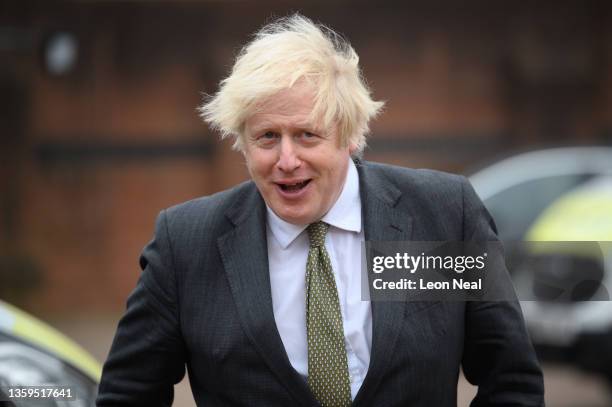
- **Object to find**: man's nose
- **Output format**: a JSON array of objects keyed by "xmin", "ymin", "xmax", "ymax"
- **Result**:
[{"xmin": 276, "ymin": 136, "xmax": 301, "ymax": 172}]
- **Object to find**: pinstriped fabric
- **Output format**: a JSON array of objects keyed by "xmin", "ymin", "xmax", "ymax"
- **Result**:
[{"xmin": 305, "ymin": 221, "xmax": 351, "ymax": 407}]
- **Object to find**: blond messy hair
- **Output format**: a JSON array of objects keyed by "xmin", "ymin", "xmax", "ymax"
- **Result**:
[{"xmin": 198, "ymin": 14, "xmax": 384, "ymax": 154}]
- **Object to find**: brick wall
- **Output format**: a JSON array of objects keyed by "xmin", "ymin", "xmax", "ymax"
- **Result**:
[{"xmin": 1, "ymin": 0, "xmax": 611, "ymax": 314}]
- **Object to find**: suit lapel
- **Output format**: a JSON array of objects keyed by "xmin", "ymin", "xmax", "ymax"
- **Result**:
[
  {"xmin": 353, "ymin": 162, "xmax": 414, "ymax": 406},
  {"xmin": 217, "ymin": 185, "xmax": 316, "ymax": 406}
]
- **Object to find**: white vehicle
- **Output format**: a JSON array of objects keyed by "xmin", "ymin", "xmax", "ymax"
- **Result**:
[{"xmin": 470, "ymin": 147, "xmax": 612, "ymax": 383}]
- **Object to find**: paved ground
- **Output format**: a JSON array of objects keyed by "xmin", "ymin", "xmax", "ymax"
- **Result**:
[{"xmin": 49, "ymin": 315, "xmax": 612, "ymax": 407}]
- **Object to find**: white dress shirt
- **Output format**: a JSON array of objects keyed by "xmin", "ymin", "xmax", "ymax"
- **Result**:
[{"xmin": 266, "ymin": 159, "xmax": 372, "ymax": 400}]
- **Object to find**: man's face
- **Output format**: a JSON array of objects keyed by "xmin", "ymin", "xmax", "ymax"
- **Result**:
[{"xmin": 243, "ymin": 83, "xmax": 354, "ymax": 225}]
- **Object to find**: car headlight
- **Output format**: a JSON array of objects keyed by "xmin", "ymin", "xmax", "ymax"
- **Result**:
[{"xmin": 0, "ymin": 334, "xmax": 97, "ymax": 407}]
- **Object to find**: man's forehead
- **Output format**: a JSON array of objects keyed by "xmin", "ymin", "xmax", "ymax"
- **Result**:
[
  {"xmin": 247, "ymin": 86, "xmax": 323, "ymax": 128},
  {"xmin": 248, "ymin": 116, "xmax": 318, "ymax": 131},
  {"xmin": 255, "ymin": 83, "xmax": 317, "ymax": 112}
]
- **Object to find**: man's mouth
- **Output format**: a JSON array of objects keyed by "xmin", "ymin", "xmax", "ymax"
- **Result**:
[{"xmin": 277, "ymin": 179, "xmax": 311, "ymax": 192}]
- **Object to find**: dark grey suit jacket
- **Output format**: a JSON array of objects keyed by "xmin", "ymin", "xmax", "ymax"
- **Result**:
[{"xmin": 97, "ymin": 161, "xmax": 544, "ymax": 406}]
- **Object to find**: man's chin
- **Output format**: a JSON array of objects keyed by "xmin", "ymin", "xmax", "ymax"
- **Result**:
[
  {"xmin": 275, "ymin": 209, "xmax": 317, "ymax": 226},
  {"xmin": 278, "ymin": 214, "xmax": 310, "ymax": 226}
]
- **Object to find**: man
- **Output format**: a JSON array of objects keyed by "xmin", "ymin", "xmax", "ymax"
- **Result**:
[{"xmin": 97, "ymin": 14, "xmax": 544, "ymax": 406}]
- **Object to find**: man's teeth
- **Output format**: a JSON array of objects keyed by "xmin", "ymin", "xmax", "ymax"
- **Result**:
[{"xmin": 281, "ymin": 181, "xmax": 308, "ymax": 191}]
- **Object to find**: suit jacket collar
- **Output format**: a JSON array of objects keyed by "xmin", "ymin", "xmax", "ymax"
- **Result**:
[{"xmin": 218, "ymin": 161, "xmax": 416, "ymax": 406}]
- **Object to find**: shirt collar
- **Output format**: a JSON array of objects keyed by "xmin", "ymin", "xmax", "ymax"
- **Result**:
[{"xmin": 266, "ymin": 158, "xmax": 362, "ymax": 249}]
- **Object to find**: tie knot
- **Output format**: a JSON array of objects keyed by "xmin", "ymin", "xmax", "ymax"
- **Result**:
[{"xmin": 307, "ymin": 221, "xmax": 329, "ymax": 248}]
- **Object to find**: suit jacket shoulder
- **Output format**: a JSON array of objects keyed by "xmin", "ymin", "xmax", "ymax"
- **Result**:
[
  {"xmin": 358, "ymin": 160, "xmax": 492, "ymax": 241},
  {"xmin": 164, "ymin": 179, "xmax": 259, "ymax": 228}
]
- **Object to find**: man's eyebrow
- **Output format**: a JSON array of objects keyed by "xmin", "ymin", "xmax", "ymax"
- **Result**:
[
  {"xmin": 248, "ymin": 121, "xmax": 321, "ymax": 134},
  {"xmin": 247, "ymin": 122, "xmax": 275, "ymax": 135}
]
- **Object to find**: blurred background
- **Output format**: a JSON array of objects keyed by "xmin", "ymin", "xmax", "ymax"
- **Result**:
[{"xmin": 1, "ymin": 0, "xmax": 612, "ymax": 406}]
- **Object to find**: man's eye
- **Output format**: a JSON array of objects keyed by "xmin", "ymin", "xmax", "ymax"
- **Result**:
[
  {"xmin": 254, "ymin": 131, "xmax": 278, "ymax": 147},
  {"xmin": 300, "ymin": 131, "xmax": 318, "ymax": 140}
]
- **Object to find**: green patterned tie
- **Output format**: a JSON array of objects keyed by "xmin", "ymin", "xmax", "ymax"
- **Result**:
[{"xmin": 305, "ymin": 221, "xmax": 351, "ymax": 407}]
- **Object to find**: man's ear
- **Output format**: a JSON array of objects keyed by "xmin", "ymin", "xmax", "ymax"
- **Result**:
[{"xmin": 237, "ymin": 135, "xmax": 248, "ymax": 158}]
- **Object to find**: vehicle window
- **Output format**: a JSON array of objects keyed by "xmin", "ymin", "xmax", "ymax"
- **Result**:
[{"xmin": 484, "ymin": 174, "xmax": 595, "ymax": 240}]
